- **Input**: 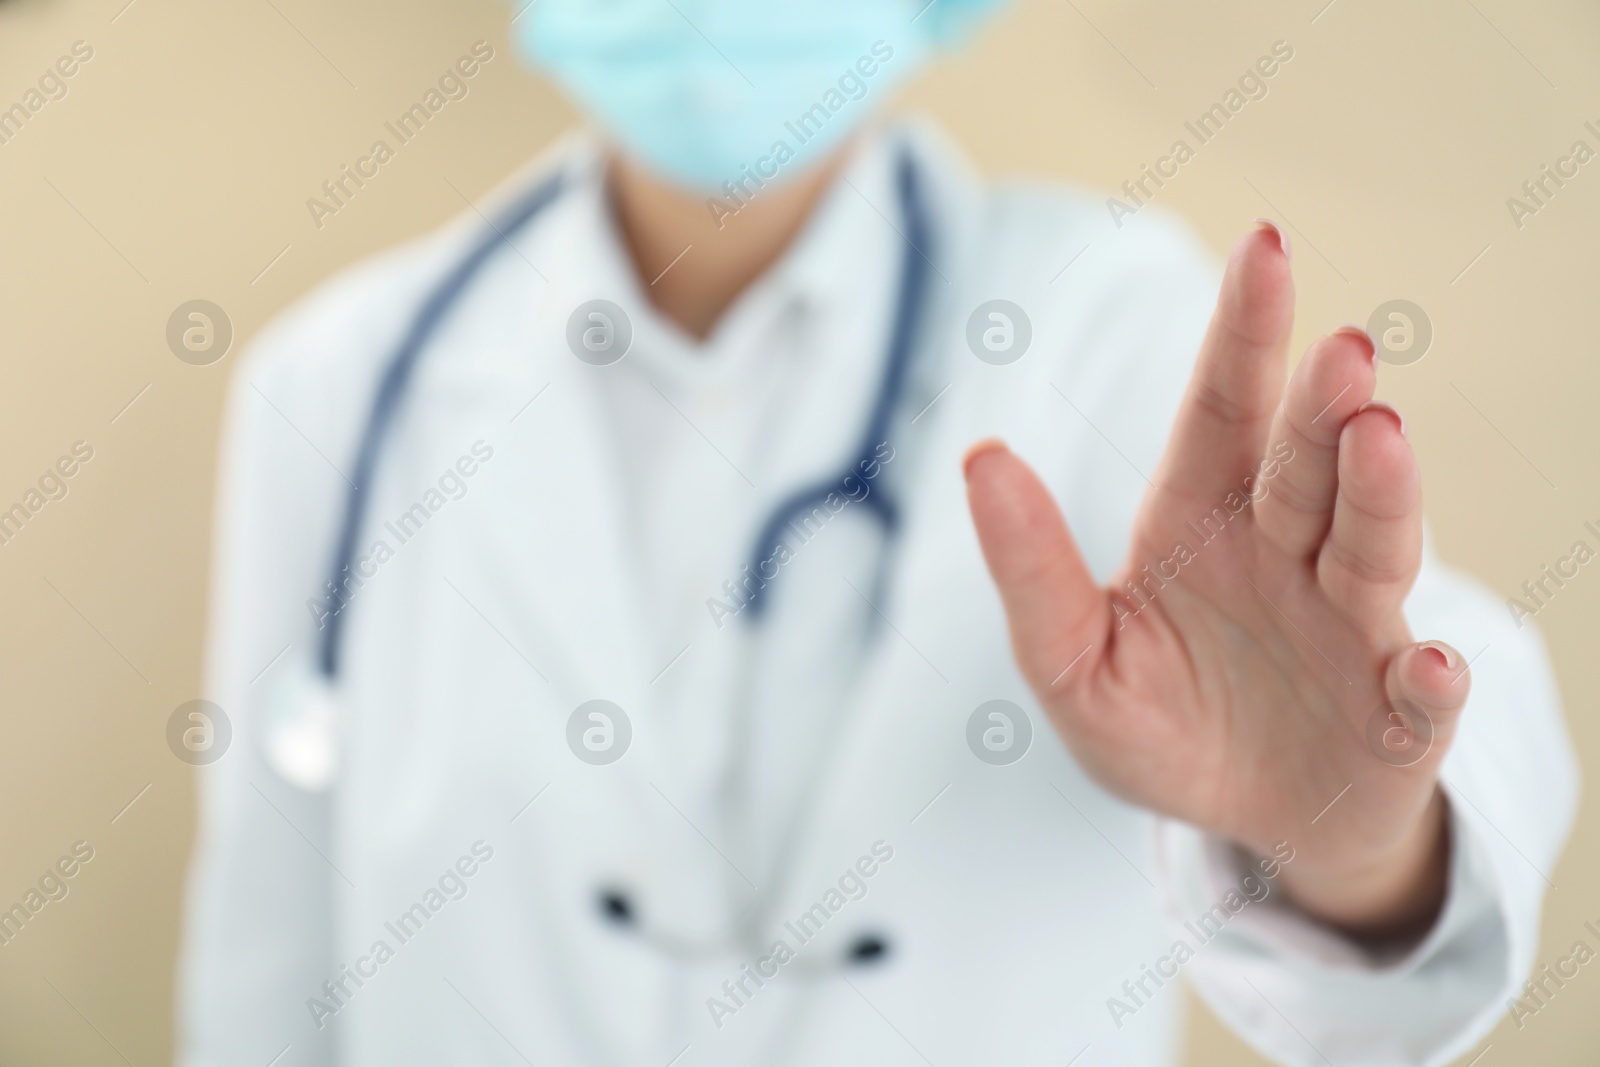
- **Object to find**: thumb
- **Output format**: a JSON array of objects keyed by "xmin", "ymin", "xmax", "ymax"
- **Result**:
[
  {"xmin": 1375, "ymin": 641, "xmax": 1470, "ymax": 775},
  {"xmin": 964, "ymin": 439, "xmax": 1107, "ymax": 693}
]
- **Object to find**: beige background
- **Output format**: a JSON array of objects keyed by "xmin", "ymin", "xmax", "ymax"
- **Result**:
[{"xmin": 1, "ymin": 0, "xmax": 1596, "ymax": 1062}]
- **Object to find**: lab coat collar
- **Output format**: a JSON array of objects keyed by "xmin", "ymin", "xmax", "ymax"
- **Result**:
[
  {"xmin": 526, "ymin": 124, "xmax": 914, "ymax": 399},
  {"xmin": 462, "ymin": 113, "xmax": 986, "ymax": 685}
]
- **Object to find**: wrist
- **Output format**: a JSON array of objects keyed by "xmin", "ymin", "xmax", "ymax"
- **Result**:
[{"xmin": 1271, "ymin": 788, "xmax": 1451, "ymax": 945}]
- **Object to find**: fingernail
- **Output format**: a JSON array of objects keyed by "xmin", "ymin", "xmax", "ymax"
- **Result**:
[
  {"xmin": 1418, "ymin": 641, "xmax": 1459, "ymax": 671},
  {"xmin": 1333, "ymin": 324, "xmax": 1377, "ymax": 362},
  {"xmin": 963, "ymin": 437, "xmax": 1009, "ymax": 479},
  {"xmin": 1357, "ymin": 400, "xmax": 1405, "ymax": 438},
  {"xmin": 1253, "ymin": 217, "xmax": 1292, "ymax": 263}
]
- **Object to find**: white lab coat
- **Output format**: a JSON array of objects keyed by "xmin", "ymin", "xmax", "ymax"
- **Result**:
[{"xmin": 179, "ymin": 119, "xmax": 1578, "ymax": 1067}]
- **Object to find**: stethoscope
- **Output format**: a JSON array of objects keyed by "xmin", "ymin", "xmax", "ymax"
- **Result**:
[
  {"xmin": 596, "ymin": 149, "xmax": 931, "ymax": 997},
  {"xmin": 261, "ymin": 144, "xmax": 936, "ymax": 1003},
  {"xmin": 596, "ymin": 152, "xmax": 931, "ymax": 1062}
]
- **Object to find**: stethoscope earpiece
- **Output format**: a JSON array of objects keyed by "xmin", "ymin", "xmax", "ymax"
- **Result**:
[
  {"xmin": 593, "ymin": 886, "xmax": 892, "ymax": 971},
  {"xmin": 846, "ymin": 934, "xmax": 890, "ymax": 965},
  {"xmin": 596, "ymin": 888, "xmax": 635, "ymax": 927}
]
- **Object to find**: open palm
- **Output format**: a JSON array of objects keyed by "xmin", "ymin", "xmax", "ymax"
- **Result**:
[{"xmin": 965, "ymin": 223, "xmax": 1463, "ymax": 935}]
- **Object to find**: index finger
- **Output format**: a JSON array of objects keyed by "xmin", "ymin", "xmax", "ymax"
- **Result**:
[{"xmin": 1152, "ymin": 221, "xmax": 1295, "ymax": 505}]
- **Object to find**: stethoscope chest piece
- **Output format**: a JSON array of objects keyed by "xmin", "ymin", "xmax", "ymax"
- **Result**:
[{"xmin": 260, "ymin": 659, "xmax": 344, "ymax": 791}]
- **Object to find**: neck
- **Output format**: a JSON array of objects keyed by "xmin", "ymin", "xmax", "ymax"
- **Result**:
[{"xmin": 605, "ymin": 147, "xmax": 852, "ymax": 340}]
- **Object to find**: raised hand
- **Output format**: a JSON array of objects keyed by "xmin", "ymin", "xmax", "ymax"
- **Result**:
[{"xmin": 965, "ymin": 222, "xmax": 1460, "ymax": 939}]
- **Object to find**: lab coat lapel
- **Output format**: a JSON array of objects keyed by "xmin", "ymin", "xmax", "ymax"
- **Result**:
[
  {"xmin": 510, "ymin": 164, "xmax": 745, "ymax": 784},
  {"xmin": 414, "ymin": 162, "xmax": 658, "ymax": 709},
  {"xmin": 463, "ymin": 160, "xmax": 745, "ymax": 936}
]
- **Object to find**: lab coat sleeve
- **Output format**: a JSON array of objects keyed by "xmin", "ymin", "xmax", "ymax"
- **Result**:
[{"xmin": 1154, "ymin": 549, "xmax": 1579, "ymax": 1067}]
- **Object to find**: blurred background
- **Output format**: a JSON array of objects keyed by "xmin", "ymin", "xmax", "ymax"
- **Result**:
[{"xmin": 0, "ymin": 0, "xmax": 1596, "ymax": 1062}]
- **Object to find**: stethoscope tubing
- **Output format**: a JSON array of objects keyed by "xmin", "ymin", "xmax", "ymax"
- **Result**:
[
  {"xmin": 305, "ymin": 146, "xmax": 931, "ymax": 1040},
  {"xmin": 741, "ymin": 150, "xmax": 927, "ymax": 619},
  {"xmin": 316, "ymin": 147, "xmax": 931, "ymax": 670},
  {"xmin": 316, "ymin": 171, "xmax": 568, "ymax": 678},
  {"xmin": 617, "ymin": 148, "xmax": 931, "ymax": 986}
]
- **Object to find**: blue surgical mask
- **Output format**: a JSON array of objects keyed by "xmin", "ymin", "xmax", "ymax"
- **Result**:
[{"xmin": 516, "ymin": 0, "xmax": 1004, "ymax": 194}]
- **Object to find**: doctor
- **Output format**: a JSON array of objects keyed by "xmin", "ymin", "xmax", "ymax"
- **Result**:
[{"xmin": 180, "ymin": 1, "xmax": 1577, "ymax": 1065}]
